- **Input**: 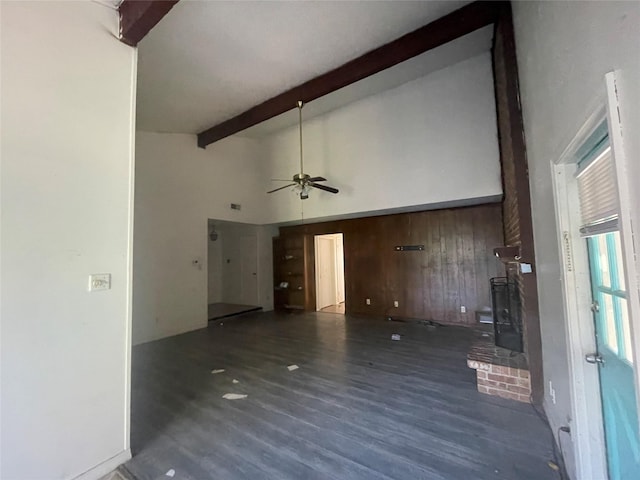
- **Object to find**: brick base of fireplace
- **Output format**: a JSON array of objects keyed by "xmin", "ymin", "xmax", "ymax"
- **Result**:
[{"xmin": 467, "ymin": 330, "xmax": 531, "ymax": 403}]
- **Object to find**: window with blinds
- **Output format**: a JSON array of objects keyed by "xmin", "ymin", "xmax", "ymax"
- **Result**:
[{"xmin": 577, "ymin": 143, "xmax": 618, "ymax": 237}]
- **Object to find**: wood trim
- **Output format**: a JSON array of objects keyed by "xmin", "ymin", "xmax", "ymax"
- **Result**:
[
  {"xmin": 492, "ymin": 3, "xmax": 544, "ymax": 405},
  {"xmin": 118, "ymin": 0, "xmax": 179, "ymax": 47},
  {"xmin": 197, "ymin": 0, "xmax": 502, "ymax": 147},
  {"xmin": 303, "ymin": 234, "xmax": 316, "ymax": 312}
]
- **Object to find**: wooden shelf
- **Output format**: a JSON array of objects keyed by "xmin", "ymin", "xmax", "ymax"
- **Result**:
[{"xmin": 273, "ymin": 235, "xmax": 310, "ymax": 311}]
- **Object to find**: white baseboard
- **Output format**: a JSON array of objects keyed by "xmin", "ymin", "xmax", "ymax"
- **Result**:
[{"xmin": 71, "ymin": 449, "xmax": 131, "ymax": 480}]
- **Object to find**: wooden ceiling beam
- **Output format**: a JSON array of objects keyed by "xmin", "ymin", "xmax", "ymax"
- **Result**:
[
  {"xmin": 118, "ymin": 0, "xmax": 179, "ymax": 47},
  {"xmin": 197, "ymin": 0, "xmax": 501, "ymax": 148}
]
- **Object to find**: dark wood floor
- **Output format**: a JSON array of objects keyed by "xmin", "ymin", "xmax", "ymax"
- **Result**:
[{"xmin": 124, "ymin": 311, "xmax": 558, "ymax": 480}]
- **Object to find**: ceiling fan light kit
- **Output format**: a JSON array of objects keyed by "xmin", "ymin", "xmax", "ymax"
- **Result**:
[{"xmin": 267, "ymin": 101, "xmax": 339, "ymax": 200}]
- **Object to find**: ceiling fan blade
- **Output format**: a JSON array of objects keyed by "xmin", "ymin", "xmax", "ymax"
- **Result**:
[
  {"xmin": 267, "ymin": 183, "xmax": 296, "ymax": 193},
  {"xmin": 307, "ymin": 176, "xmax": 327, "ymax": 182},
  {"xmin": 308, "ymin": 182, "xmax": 339, "ymax": 194}
]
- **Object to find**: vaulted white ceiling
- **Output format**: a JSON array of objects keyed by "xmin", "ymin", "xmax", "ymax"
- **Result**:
[{"xmin": 136, "ymin": 0, "xmax": 479, "ymax": 136}]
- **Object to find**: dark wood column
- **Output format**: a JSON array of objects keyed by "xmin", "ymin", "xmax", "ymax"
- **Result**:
[{"xmin": 492, "ymin": 2, "xmax": 544, "ymax": 405}]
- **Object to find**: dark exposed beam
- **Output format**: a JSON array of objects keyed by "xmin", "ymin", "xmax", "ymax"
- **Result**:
[
  {"xmin": 118, "ymin": 0, "xmax": 179, "ymax": 47},
  {"xmin": 197, "ymin": 0, "xmax": 502, "ymax": 148}
]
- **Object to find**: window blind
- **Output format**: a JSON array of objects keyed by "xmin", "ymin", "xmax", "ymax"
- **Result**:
[{"xmin": 577, "ymin": 146, "xmax": 619, "ymax": 236}]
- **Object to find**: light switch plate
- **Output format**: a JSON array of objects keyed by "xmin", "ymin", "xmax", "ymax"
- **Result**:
[
  {"xmin": 89, "ymin": 273, "xmax": 111, "ymax": 291},
  {"xmin": 521, "ymin": 263, "xmax": 533, "ymax": 274}
]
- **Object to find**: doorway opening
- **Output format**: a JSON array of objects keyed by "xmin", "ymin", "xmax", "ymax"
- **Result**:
[
  {"xmin": 314, "ymin": 233, "xmax": 345, "ymax": 314},
  {"xmin": 207, "ymin": 219, "xmax": 263, "ymax": 321}
]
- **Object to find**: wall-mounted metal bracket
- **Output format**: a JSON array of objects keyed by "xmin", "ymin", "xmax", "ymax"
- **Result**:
[
  {"xmin": 394, "ymin": 245, "xmax": 425, "ymax": 251},
  {"xmin": 493, "ymin": 245, "xmax": 522, "ymax": 263}
]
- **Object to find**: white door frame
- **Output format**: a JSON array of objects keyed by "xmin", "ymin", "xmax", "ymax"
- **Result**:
[
  {"xmin": 553, "ymin": 145, "xmax": 608, "ymax": 480},
  {"xmin": 315, "ymin": 234, "xmax": 337, "ymax": 311},
  {"xmin": 605, "ymin": 72, "xmax": 640, "ymax": 411},
  {"xmin": 334, "ymin": 234, "xmax": 345, "ymax": 304},
  {"xmin": 315, "ymin": 233, "xmax": 347, "ymax": 311},
  {"xmin": 552, "ymin": 71, "xmax": 640, "ymax": 479}
]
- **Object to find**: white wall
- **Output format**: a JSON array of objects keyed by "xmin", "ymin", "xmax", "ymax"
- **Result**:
[
  {"xmin": 512, "ymin": 2, "xmax": 640, "ymax": 479},
  {"xmin": 133, "ymin": 133, "xmax": 272, "ymax": 344},
  {"xmin": 0, "ymin": 2, "xmax": 136, "ymax": 479},
  {"xmin": 261, "ymin": 53, "xmax": 501, "ymax": 224},
  {"xmin": 137, "ymin": 53, "xmax": 500, "ymax": 343},
  {"xmin": 213, "ymin": 222, "xmax": 277, "ymax": 307}
]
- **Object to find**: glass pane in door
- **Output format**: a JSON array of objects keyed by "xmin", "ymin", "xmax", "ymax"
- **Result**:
[{"xmin": 587, "ymin": 231, "xmax": 640, "ymax": 479}]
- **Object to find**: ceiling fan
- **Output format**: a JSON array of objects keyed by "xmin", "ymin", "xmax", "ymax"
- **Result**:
[{"xmin": 267, "ymin": 101, "xmax": 339, "ymax": 200}]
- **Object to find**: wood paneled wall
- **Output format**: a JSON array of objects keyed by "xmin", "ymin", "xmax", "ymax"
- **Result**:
[{"xmin": 277, "ymin": 203, "xmax": 504, "ymax": 326}]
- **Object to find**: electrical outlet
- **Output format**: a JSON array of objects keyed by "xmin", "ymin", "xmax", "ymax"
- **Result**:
[
  {"xmin": 393, "ymin": 300, "xmax": 399, "ymax": 308},
  {"xmin": 88, "ymin": 273, "xmax": 111, "ymax": 292},
  {"xmin": 460, "ymin": 305, "xmax": 466, "ymax": 313},
  {"xmin": 366, "ymin": 298, "xmax": 371, "ymax": 305}
]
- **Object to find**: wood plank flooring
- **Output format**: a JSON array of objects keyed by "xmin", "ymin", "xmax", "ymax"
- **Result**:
[
  {"xmin": 124, "ymin": 311, "xmax": 559, "ymax": 480},
  {"xmin": 318, "ymin": 302, "xmax": 345, "ymax": 314}
]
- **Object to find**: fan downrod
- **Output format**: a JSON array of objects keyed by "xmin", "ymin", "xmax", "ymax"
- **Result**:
[{"xmin": 266, "ymin": 100, "xmax": 339, "ymax": 199}]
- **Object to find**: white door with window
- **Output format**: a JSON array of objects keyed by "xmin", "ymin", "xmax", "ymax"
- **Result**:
[
  {"xmin": 554, "ymin": 74, "xmax": 640, "ymax": 479},
  {"xmin": 577, "ymin": 136, "xmax": 640, "ymax": 479}
]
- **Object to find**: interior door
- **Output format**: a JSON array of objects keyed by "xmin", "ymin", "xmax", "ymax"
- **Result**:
[
  {"xmin": 587, "ymin": 231, "xmax": 640, "ymax": 479},
  {"xmin": 315, "ymin": 235, "xmax": 336, "ymax": 310},
  {"xmin": 240, "ymin": 235, "xmax": 259, "ymax": 306}
]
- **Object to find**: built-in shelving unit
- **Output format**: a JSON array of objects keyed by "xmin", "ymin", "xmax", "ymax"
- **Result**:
[{"xmin": 273, "ymin": 235, "xmax": 309, "ymax": 311}]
